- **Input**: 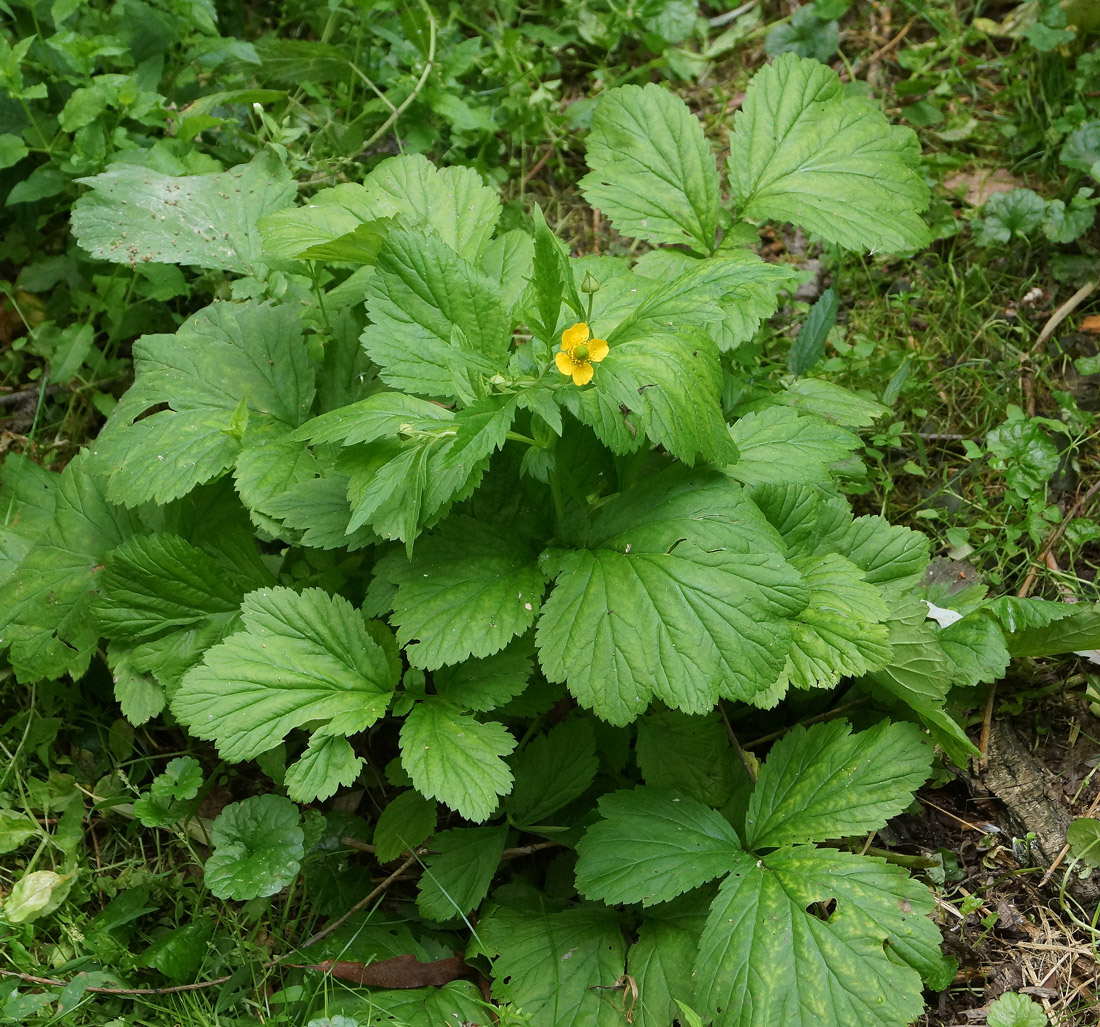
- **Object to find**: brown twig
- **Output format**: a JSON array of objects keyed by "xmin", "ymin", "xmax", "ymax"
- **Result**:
[
  {"xmin": 340, "ymin": 837, "xmax": 560, "ymax": 861},
  {"xmin": 0, "ymin": 968, "xmax": 234, "ymax": 996},
  {"xmin": 1040, "ymin": 786, "xmax": 1100, "ymax": 887},
  {"xmin": 1023, "ymin": 280, "xmax": 1098, "ymax": 417},
  {"xmin": 743, "ymin": 699, "xmax": 866, "ymax": 749},
  {"xmin": 521, "ymin": 145, "xmax": 553, "ymax": 186},
  {"xmin": 840, "ymin": 18, "xmax": 914, "ymax": 82},
  {"xmin": 718, "ymin": 701, "xmax": 757, "ymax": 783}
]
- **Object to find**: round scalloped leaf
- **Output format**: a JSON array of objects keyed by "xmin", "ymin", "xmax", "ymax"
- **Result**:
[{"xmin": 205, "ymin": 795, "xmax": 304, "ymax": 900}]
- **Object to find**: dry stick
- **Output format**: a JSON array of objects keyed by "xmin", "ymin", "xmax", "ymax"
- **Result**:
[
  {"xmin": 1022, "ymin": 279, "xmax": 1098, "ymax": 417},
  {"xmin": 718, "ymin": 701, "xmax": 757, "ymax": 784},
  {"xmin": 521, "ymin": 145, "xmax": 553, "ymax": 186},
  {"xmin": 743, "ymin": 699, "xmax": 866, "ymax": 749},
  {"xmin": 840, "ymin": 18, "xmax": 915, "ymax": 83},
  {"xmin": 340, "ymin": 838, "xmax": 560, "ymax": 861},
  {"xmin": 979, "ymin": 477, "xmax": 1100, "ymax": 765}
]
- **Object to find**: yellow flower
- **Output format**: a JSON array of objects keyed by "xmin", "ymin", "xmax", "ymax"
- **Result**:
[{"xmin": 555, "ymin": 322, "xmax": 609, "ymax": 386}]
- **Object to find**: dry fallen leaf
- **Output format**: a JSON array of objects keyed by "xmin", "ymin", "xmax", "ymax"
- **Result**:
[{"xmin": 942, "ymin": 167, "xmax": 1021, "ymax": 207}]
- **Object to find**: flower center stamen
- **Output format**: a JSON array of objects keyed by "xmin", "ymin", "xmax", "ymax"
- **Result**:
[{"xmin": 573, "ymin": 344, "xmax": 590, "ymax": 361}]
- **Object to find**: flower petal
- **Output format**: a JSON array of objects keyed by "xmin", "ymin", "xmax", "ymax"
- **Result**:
[
  {"xmin": 572, "ymin": 362, "xmax": 595, "ymax": 386},
  {"xmin": 562, "ymin": 322, "xmax": 591, "ymax": 351},
  {"xmin": 588, "ymin": 337, "xmax": 609, "ymax": 363},
  {"xmin": 555, "ymin": 350, "xmax": 576, "ymax": 377}
]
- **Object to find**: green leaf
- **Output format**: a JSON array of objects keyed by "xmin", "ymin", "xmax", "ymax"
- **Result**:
[
  {"xmin": 537, "ymin": 469, "xmax": 808, "ymax": 724},
  {"xmin": 727, "ymin": 407, "xmax": 859, "ymax": 487},
  {"xmin": 284, "ymin": 734, "xmax": 363, "ymax": 803},
  {"xmin": 433, "ymin": 642, "xmax": 534, "ymax": 712},
  {"xmin": 205, "ymin": 795, "xmax": 304, "ymax": 900},
  {"xmin": 0, "ymin": 133, "xmax": 28, "ymax": 170},
  {"xmin": 973, "ymin": 188, "xmax": 1048, "ymax": 246},
  {"xmin": 588, "ymin": 330, "xmax": 737, "ymax": 465},
  {"xmin": 728, "ymin": 53, "xmax": 929, "ymax": 253},
  {"xmin": 628, "ymin": 916, "xmax": 700, "ymax": 1027},
  {"xmin": 482, "ymin": 228, "xmax": 535, "ymax": 315},
  {"xmin": 476, "ymin": 903, "xmax": 628, "ymax": 1027},
  {"xmin": 1042, "ymin": 188, "xmax": 1097, "ymax": 244},
  {"xmin": 399, "ymin": 700, "xmax": 516, "ymax": 822},
  {"xmin": 150, "ymin": 757, "xmax": 202, "ymax": 802},
  {"xmin": 140, "ymin": 920, "xmax": 213, "ymax": 981},
  {"xmin": 386, "ymin": 518, "xmax": 545, "ymax": 669},
  {"xmin": 636, "ymin": 709, "xmax": 742, "ymax": 808},
  {"xmin": 373, "ymin": 790, "xmax": 437, "ymax": 862},
  {"xmin": 938, "ymin": 612, "xmax": 1011, "ymax": 686},
  {"xmin": 2, "ymin": 870, "xmax": 69, "ymax": 924},
  {"xmin": 1001, "ymin": 602, "xmax": 1100, "ymax": 658},
  {"xmin": 1066, "ymin": 817, "xmax": 1100, "ymax": 869},
  {"xmin": 0, "ymin": 812, "xmax": 38, "ymax": 855},
  {"xmin": 71, "ymin": 151, "xmax": 296, "ymax": 274},
  {"xmin": 361, "ymin": 228, "xmax": 510, "ymax": 399},
  {"xmin": 865, "ymin": 594, "xmax": 953, "ymax": 715},
  {"xmin": 110, "ymin": 653, "xmax": 166, "ymax": 726},
  {"xmin": 788, "ymin": 287, "xmax": 838, "ymax": 375},
  {"xmin": 575, "ymin": 788, "xmax": 742, "ymax": 907},
  {"xmin": 773, "ymin": 553, "xmax": 893, "ymax": 696},
  {"xmin": 90, "ymin": 301, "xmax": 314, "ymax": 507},
  {"xmin": 416, "ymin": 825, "xmax": 507, "ymax": 922},
  {"xmin": 172, "ymin": 588, "xmax": 397, "ymax": 766},
  {"xmin": 0, "ymin": 453, "xmax": 136, "ymax": 682},
  {"xmin": 93, "ymin": 533, "xmax": 259, "ymax": 643},
  {"xmin": 766, "ymin": 5, "xmax": 840, "ymax": 62},
  {"xmin": 744, "ymin": 720, "xmax": 932, "ymax": 849},
  {"xmin": 987, "ymin": 993, "xmax": 1050, "ymax": 1027},
  {"xmin": 987, "ymin": 415, "xmax": 1060, "ymax": 500},
  {"xmin": 826, "ymin": 515, "xmax": 931, "ymax": 588},
  {"xmin": 362, "ymin": 154, "xmax": 500, "ymax": 261},
  {"xmin": 581, "ymin": 83, "xmax": 720, "ymax": 253},
  {"xmin": 631, "ymin": 249, "xmax": 796, "ymax": 351},
  {"xmin": 697, "ymin": 846, "xmax": 948, "ymax": 1027},
  {"xmin": 505, "ymin": 719, "xmax": 599, "ymax": 826},
  {"xmin": 771, "ymin": 377, "xmax": 891, "ymax": 427}
]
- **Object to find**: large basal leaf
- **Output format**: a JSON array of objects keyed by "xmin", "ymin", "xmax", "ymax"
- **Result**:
[
  {"xmin": 727, "ymin": 407, "xmax": 860, "ymax": 488},
  {"xmin": 373, "ymin": 790, "xmax": 438, "ymax": 863},
  {"xmin": 505, "ymin": 719, "xmax": 599, "ymax": 827},
  {"xmin": 537, "ymin": 469, "xmax": 808, "ymax": 725},
  {"xmin": 416, "ymin": 825, "xmax": 507, "ymax": 922},
  {"xmin": 581, "ymin": 83, "xmax": 720, "ymax": 254},
  {"xmin": 744, "ymin": 720, "xmax": 932, "ymax": 849},
  {"xmin": 432, "ymin": 641, "xmax": 534, "ymax": 713},
  {"xmin": 696, "ymin": 845, "xmax": 950, "ymax": 1027},
  {"xmin": 635, "ymin": 709, "xmax": 743, "ymax": 808},
  {"xmin": 90, "ymin": 301, "xmax": 315, "ymax": 507},
  {"xmin": 937, "ymin": 612, "xmax": 1011, "ymax": 687},
  {"xmin": 628, "ymin": 915, "xmax": 702, "ymax": 1027},
  {"xmin": 576, "ymin": 788, "xmax": 743, "ymax": 907},
  {"xmin": 71, "ymin": 150, "xmax": 296, "ymax": 274},
  {"xmin": 728, "ymin": 53, "xmax": 930, "ymax": 253},
  {"xmin": 475, "ymin": 903, "xmax": 628, "ymax": 1027},
  {"xmin": 865, "ymin": 594, "xmax": 953, "ymax": 716},
  {"xmin": 0, "ymin": 453, "xmax": 136, "ymax": 682},
  {"xmin": 172, "ymin": 588, "xmax": 398, "ymax": 796},
  {"xmin": 283, "ymin": 734, "xmax": 363, "ymax": 803},
  {"xmin": 772, "ymin": 552, "xmax": 893, "ymax": 696},
  {"xmin": 361, "ymin": 228, "xmax": 511, "ymax": 399},
  {"xmin": 361, "ymin": 154, "xmax": 501, "ymax": 262},
  {"xmin": 384, "ymin": 517, "xmax": 546, "ymax": 669},
  {"xmin": 398, "ymin": 699, "xmax": 516, "ymax": 822}
]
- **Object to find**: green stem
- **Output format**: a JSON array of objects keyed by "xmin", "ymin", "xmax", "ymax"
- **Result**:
[
  {"xmin": 505, "ymin": 430, "xmax": 538, "ymax": 447},
  {"xmin": 548, "ymin": 467, "xmax": 566, "ymax": 530}
]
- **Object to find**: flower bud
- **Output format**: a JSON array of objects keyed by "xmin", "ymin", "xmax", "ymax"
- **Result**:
[{"xmin": 580, "ymin": 272, "xmax": 600, "ymax": 294}]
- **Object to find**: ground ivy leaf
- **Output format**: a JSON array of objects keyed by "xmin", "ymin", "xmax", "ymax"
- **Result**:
[
  {"xmin": 90, "ymin": 301, "xmax": 314, "ymax": 507},
  {"xmin": 172, "ymin": 587, "xmax": 397, "ymax": 762},
  {"xmin": 696, "ymin": 845, "xmax": 947, "ymax": 1027},
  {"xmin": 727, "ymin": 407, "xmax": 860, "ymax": 487},
  {"xmin": 475, "ymin": 903, "xmax": 628, "ymax": 1027},
  {"xmin": 284, "ymin": 734, "xmax": 363, "ymax": 803},
  {"xmin": 728, "ymin": 52, "xmax": 930, "ymax": 253},
  {"xmin": 362, "ymin": 154, "xmax": 501, "ymax": 261},
  {"xmin": 538, "ymin": 471, "xmax": 807, "ymax": 724},
  {"xmin": 386, "ymin": 518, "xmax": 546, "ymax": 669},
  {"xmin": 745, "ymin": 720, "xmax": 932, "ymax": 849},
  {"xmin": 361, "ymin": 228, "xmax": 510, "ymax": 399},
  {"xmin": 505, "ymin": 719, "xmax": 599, "ymax": 826},
  {"xmin": 581, "ymin": 82, "xmax": 719, "ymax": 253},
  {"xmin": 71, "ymin": 151, "xmax": 296, "ymax": 274},
  {"xmin": 636, "ymin": 709, "xmax": 742, "ymax": 808},
  {"xmin": 399, "ymin": 699, "xmax": 516, "ymax": 822},
  {"xmin": 0, "ymin": 453, "xmax": 136, "ymax": 683},
  {"xmin": 204, "ymin": 795, "xmax": 304, "ymax": 901},
  {"xmin": 373, "ymin": 790, "xmax": 437, "ymax": 863},
  {"xmin": 575, "ymin": 788, "xmax": 743, "ymax": 907},
  {"xmin": 416, "ymin": 824, "xmax": 507, "ymax": 922}
]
